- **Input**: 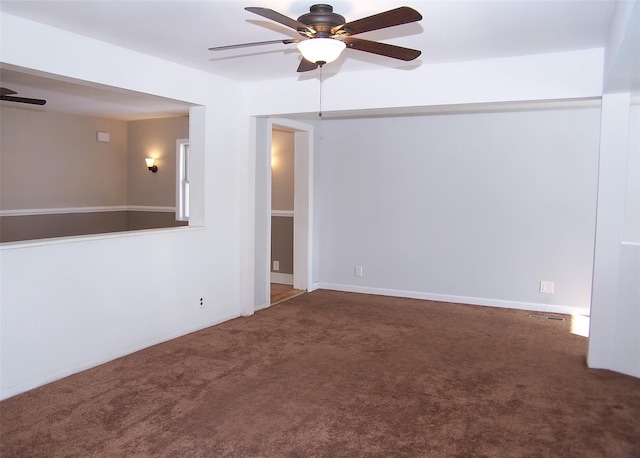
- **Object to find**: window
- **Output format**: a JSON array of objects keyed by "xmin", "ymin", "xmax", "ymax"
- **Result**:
[{"xmin": 176, "ymin": 139, "xmax": 190, "ymax": 222}]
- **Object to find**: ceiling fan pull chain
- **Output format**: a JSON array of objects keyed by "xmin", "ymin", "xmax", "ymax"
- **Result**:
[{"xmin": 319, "ymin": 65, "xmax": 323, "ymax": 118}]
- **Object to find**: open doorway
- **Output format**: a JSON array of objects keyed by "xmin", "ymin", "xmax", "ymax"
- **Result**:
[
  {"xmin": 254, "ymin": 117, "xmax": 314, "ymax": 310},
  {"xmin": 269, "ymin": 119, "xmax": 313, "ymax": 305},
  {"xmin": 270, "ymin": 128, "xmax": 298, "ymax": 303}
]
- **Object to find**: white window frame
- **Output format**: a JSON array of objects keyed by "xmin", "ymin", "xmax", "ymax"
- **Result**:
[{"xmin": 176, "ymin": 139, "xmax": 190, "ymax": 222}]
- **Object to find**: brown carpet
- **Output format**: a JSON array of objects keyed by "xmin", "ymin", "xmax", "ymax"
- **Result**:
[{"xmin": 2, "ymin": 290, "xmax": 639, "ymax": 457}]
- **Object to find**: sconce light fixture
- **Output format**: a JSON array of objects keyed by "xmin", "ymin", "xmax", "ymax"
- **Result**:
[{"xmin": 145, "ymin": 157, "xmax": 158, "ymax": 173}]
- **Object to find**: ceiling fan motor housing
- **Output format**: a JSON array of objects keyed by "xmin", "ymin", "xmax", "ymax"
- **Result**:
[{"xmin": 297, "ymin": 4, "xmax": 345, "ymax": 37}]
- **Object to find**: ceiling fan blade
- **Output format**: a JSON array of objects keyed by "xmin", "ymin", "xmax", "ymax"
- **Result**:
[
  {"xmin": 209, "ymin": 38, "xmax": 299, "ymax": 51},
  {"xmin": 1, "ymin": 95, "xmax": 47, "ymax": 105},
  {"xmin": 332, "ymin": 6, "xmax": 422, "ymax": 36},
  {"xmin": 1, "ymin": 87, "xmax": 18, "ymax": 96},
  {"xmin": 297, "ymin": 58, "xmax": 319, "ymax": 73},
  {"xmin": 342, "ymin": 37, "xmax": 421, "ymax": 61},
  {"xmin": 245, "ymin": 7, "xmax": 314, "ymax": 34}
]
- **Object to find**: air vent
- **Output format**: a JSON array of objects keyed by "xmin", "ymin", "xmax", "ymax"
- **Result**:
[{"xmin": 529, "ymin": 314, "xmax": 565, "ymax": 321}]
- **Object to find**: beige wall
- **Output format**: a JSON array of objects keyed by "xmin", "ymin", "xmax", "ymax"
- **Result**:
[
  {"xmin": 127, "ymin": 116, "xmax": 189, "ymax": 207},
  {"xmin": 0, "ymin": 106, "xmax": 127, "ymax": 210},
  {"xmin": 271, "ymin": 129, "xmax": 294, "ymax": 211},
  {"xmin": 1, "ymin": 108, "xmax": 188, "ymax": 212}
]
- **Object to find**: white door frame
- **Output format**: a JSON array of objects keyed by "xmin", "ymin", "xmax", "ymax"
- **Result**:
[{"xmin": 262, "ymin": 117, "xmax": 314, "ymax": 308}]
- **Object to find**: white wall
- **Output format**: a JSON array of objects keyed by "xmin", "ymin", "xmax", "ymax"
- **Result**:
[
  {"xmin": 245, "ymin": 48, "xmax": 604, "ymax": 117},
  {"xmin": 313, "ymin": 107, "xmax": 600, "ymax": 314},
  {"xmin": 587, "ymin": 0, "xmax": 640, "ymax": 379},
  {"xmin": 588, "ymin": 94, "xmax": 640, "ymax": 378},
  {"xmin": 623, "ymin": 104, "xmax": 640, "ymax": 244},
  {"xmin": 251, "ymin": 117, "xmax": 269, "ymax": 311},
  {"xmin": 0, "ymin": 13, "xmax": 247, "ymax": 399}
]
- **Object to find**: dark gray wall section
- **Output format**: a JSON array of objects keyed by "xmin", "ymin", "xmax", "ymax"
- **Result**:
[
  {"xmin": 127, "ymin": 211, "xmax": 187, "ymax": 231},
  {"xmin": 1, "ymin": 212, "xmax": 186, "ymax": 242},
  {"xmin": 271, "ymin": 216, "xmax": 293, "ymax": 274}
]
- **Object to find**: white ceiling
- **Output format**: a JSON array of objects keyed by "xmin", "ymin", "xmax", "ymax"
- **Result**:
[
  {"xmin": 0, "ymin": 66, "xmax": 195, "ymax": 120},
  {"xmin": 0, "ymin": 0, "xmax": 618, "ymax": 82},
  {"xmin": 0, "ymin": 1, "xmax": 622, "ymax": 118}
]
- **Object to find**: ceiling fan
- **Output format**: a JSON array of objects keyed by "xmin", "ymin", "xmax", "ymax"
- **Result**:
[
  {"xmin": 209, "ymin": 4, "xmax": 423, "ymax": 72},
  {"xmin": 1, "ymin": 87, "xmax": 47, "ymax": 105}
]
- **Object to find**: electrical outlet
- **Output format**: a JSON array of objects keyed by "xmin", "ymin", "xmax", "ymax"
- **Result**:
[
  {"xmin": 273, "ymin": 260, "xmax": 280, "ymax": 271},
  {"xmin": 540, "ymin": 281, "xmax": 555, "ymax": 294},
  {"xmin": 199, "ymin": 297, "xmax": 204, "ymax": 309},
  {"xmin": 355, "ymin": 265, "xmax": 363, "ymax": 277}
]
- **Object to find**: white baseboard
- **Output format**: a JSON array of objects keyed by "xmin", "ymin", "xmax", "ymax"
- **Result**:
[
  {"xmin": 270, "ymin": 272, "xmax": 293, "ymax": 285},
  {"xmin": 317, "ymin": 283, "xmax": 590, "ymax": 316}
]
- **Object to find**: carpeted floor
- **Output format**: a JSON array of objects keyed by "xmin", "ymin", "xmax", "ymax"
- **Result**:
[{"xmin": 2, "ymin": 290, "xmax": 639, "ymax": 457}]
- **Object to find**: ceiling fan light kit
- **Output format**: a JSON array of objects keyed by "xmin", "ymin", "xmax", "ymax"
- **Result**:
[
  {"xmin": 297, "ymin": 38, "xmax": 346, "ymax": 65},
  {"xmin": 209, "ymin": 4, "xmax": 423, "ymax": 73}
]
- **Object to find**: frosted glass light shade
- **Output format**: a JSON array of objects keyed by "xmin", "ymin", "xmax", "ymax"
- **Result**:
[
  {"xmin": 297, "ymin": 38, "xmax": 346, "ymax": 64},
  {"xmin": 145, "ymin": 157, "xmax": 158, "ymax": 172}
]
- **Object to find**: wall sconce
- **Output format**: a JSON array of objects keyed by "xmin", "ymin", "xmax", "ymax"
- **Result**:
[{"xmin": 145, "ymin": 158, "xmax": 158, "ymax": 173}]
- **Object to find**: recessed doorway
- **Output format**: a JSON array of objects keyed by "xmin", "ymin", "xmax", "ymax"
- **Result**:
[{"xmin": 253, "ymin": 117, "xmax": 314, "ymax": 311}]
